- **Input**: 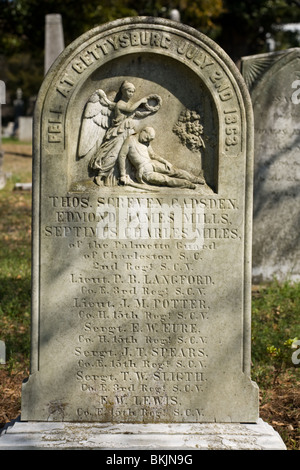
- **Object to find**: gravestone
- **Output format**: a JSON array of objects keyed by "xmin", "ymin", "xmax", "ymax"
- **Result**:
[
  {"xmin": 44, "ymin": 13, "xmax": 65, "ymax": 74},
  {"xmin": 0, "ymin": 80, "xmax": 6, "ymax": 189},
  {"xmin": 241, "ymin": 49, "xmax": 300, "ymax": 283},
  {"xmin": 13, "ymin": 88, "xmax": 24, "ymax": 137},
  {"xmin": 18, "ymin": 116, "xmax": 33, "ymax": 142},
  {"xmin": 0, "ymin": 18, "xmax": 286, "ymax": 449},
  {"xmin": 0, "ymin": 340, "xmax": 6, "ymax": 365}
]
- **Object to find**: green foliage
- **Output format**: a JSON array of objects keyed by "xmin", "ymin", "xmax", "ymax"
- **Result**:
[
  {"xmin": 1, "ymin": 0, "xmax": 299, "ymax": 56},
  {"xmin": 0, "ymin": 175, "xmax": 32, "ymax": 371},
  {"xmin": 252, "ymin": 280, "xmax": 300, "ymax": 385},
  {"xmin": 5, "ymin": 53, "xmax": 43, "ymax": 102}
]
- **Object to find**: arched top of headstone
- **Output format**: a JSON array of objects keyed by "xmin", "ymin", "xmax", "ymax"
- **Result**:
[
  {"xmin": 242, "ymin": 47, "xmax": 300, "ymax": 99},
  {"xmin": 36, "ymin": 17, "xmax": 253, "ymax": 195},
  {"xmin": 41, "ymin": 17, "xmax": 251, "ymax": 110}
]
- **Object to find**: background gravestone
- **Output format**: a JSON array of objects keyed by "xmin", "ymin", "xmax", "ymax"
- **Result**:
[
  {"xmin": 20, "ymin": 17, "xmax": 260, "ymax": 426},
  {"xmin": 0, "ymin": 341, "xmax": 6, "ymax": 365},
  {"xmin": 18, "ymin": 116, "xmax": 33, "ymax": 142},
  {"xmin": 44, "ymin": 13, "xmax": 65, "ymax": 74},
  {"xmin": 241, "ymin": 49, "xmax": 300, "ymax": 283},
  {"xmin": 0, "ymin": 80, "xmax": 6, "ymax": 189}
]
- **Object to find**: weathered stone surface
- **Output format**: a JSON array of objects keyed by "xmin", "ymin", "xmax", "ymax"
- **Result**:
[
  {"xmin": 21, "ymin": 17, "xmax": 259, "ymax": 424},
  {"xmin": 242, "ymin": 49, "xmax": 300, "ymax": 283},
  {"xmin": 0, "ymin": 419, "xmax": 286, "ymax": 450}
]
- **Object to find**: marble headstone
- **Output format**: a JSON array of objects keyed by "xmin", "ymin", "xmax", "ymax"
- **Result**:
[
  {"xmin": 242, "ymin": 49, "xmax": 300, "ymax": 283},
  {"xmin": 21, "ymin": 17, "xmax": 259, "ymax": 424}
]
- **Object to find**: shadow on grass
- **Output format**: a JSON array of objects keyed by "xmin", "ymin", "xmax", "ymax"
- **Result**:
[
  {"xmin": 4, "ymin": 150, "xmax": 32, "ymax": 158},
  {"xmin": 0, "ymin": 276, "xmax": 31, "ymax": 361}
]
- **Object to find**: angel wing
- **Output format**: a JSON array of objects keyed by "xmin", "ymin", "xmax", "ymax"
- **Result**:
[{"xmin": 77, "ymin": 89, "xmax": 114, "ymax": 158}]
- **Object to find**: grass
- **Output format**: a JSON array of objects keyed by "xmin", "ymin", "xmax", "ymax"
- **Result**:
[
  {"xmin": 2, "ymin": 137, "xmax": 32, "ymax": 146},
  {"xmin": 0, "ymin": 144, "xmax": 32, "ymax": 373},
  {"xmin": 251, "ymin": 281, "xmax": 300, "ymax": 450},
  {"xmin": 0, "ymin": 142, "xmax": 299, "ymax": 449}
]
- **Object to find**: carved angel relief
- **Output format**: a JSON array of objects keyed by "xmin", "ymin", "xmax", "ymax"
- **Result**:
[
  {"xmin": 78, "ymin": 81, "xmax": 162, "ymax": 186},
  {"xmin": 77, "ymin": 81, "xmax": 207, "ymax": 191}
]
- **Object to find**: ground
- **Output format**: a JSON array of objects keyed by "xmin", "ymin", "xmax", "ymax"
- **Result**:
[{"xmin": 259, "ymin": 373, "xmax": 300, "ymax": 449}]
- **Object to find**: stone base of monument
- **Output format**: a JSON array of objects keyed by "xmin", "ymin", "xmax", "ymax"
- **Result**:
[{"xmin": 0, "ymin": 417, "xmax": 286, "ymax": 450}]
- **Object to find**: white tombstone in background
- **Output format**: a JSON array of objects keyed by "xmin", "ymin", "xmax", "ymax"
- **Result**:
[
  {"xmin": 0, "ymin": 80, "xmax": 6, "ymax": 189},
  {"xmin": 0, "ymin": 340, "xmax": 6, "ymax": 365},
  {"xmin": 169, "ymin": 9, "xmax": 181, "ymax": 22},
  {"xmin": 18, "ymin": 117, "xmax": 33, "ymax": 142},
  {"xmin": 44, "ymin": 14, "xmax": 65, "ymax": 74}
]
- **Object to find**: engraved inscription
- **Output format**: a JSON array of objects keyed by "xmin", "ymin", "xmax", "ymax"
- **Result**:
[
  {"xmin": 224, "ymin": 109, "xmax": 239, "ymax": 151},
  {"xmin": 49, "ymin": 28, "xmax": 242, "ymax": 163},
  {"xmin": 45, "ymin": 195, "xmax": 240, "ymax": 243},
  {"xmin": 48, "ymin": 109, "xmax": 63, "ymax": 143},
  {"xmin": 41, "ymin": 193, "xmax": 242, "ymax": 421}
]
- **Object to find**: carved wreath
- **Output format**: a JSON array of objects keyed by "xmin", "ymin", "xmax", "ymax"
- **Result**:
[{"xmin": 144, "ymin": 94, "xmax": 162, "ymax": 113}]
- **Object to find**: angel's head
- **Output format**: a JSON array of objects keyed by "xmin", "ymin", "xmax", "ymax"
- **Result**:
[{"xmin": 120, "ymin": 81, "xmax": 136, "ymax": 100}]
